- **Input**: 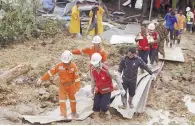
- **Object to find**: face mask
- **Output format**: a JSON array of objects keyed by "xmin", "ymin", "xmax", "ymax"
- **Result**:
[{"xmin": 93, "ymin": 63, "xmax": 100, "ymax": 68}]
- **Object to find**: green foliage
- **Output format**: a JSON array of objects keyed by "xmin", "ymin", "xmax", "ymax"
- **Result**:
[{"xmin": 0, "ymin": 0, "xmax": 62, "ymax": 45}]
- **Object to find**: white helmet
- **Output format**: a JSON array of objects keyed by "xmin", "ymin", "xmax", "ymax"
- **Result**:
[
  {"xmin": 148, "ymin": 23, "xmax": 155, "ymax": 30},
  {"xmin": 92, "ymin": 35, "xmax": 102, "ymax": 44},
  {"xmin": 90, "ymin": 53, "xmax": 102, "ymax": 65},
  {"xmin": 186, "ymin": 7, "xmax": 191, "ymax": 12},
  {"xmin": 61, "ymin": 50, "xmax": 73, "ymax": 63}
]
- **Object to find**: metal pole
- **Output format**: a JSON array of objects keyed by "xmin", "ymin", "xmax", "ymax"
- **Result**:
[
  {"xmin": 149, "ymin": 0, "xmax": 154, "ymax": 21},
  {"xmin": 118, "ymin": 0, "xmax": 121, "ymax": 11}
]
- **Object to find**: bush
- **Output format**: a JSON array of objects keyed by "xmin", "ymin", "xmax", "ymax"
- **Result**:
[{"xmin": 0, "ymin": 0, "xmax": 62, "ymax": 45}]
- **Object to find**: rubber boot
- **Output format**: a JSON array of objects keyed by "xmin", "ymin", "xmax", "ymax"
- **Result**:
[
  {"xmin": 92, "ymin": 112, "xmax": 100, "ymax": 119},
  {"xmin": 105, "ymin": 111, "xmax": 112, "ymax": 120},
  {"xmin": 128, "ymin": 96, "xmax": 134, "ymax": 108},
  {"xmin": 118, "ymin": 92, "xmax": 127, "ymax": 109},
  {"xmin": 71, "ymin": 113, "xmax": 79, "ymax": 119}
]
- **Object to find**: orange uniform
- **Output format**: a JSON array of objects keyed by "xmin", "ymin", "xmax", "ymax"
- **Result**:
[
  {"xmin": 72, "ymin": 46, "xmax": 107, "ymax": 62},
  {"xmin": 41, "ymin": 62, "xmax": 80, "ymax": 117}
]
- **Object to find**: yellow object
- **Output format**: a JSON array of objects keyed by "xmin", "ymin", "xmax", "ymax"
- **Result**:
[
  {"xmin": 87, "ymin": 6, "xmax": 104, "ymax": 36},
  {"xmin": 174, "ymin": 14, "xmax": 186, "ymax": 30},
  {"xmin": 69, "ymin": 5, "xmax": 80, "ymax": 33}
]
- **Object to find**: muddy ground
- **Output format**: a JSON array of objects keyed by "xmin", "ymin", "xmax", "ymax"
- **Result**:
[{"xmin": 0, "ymin": 33, "xmax": 195, "ymax": 125}]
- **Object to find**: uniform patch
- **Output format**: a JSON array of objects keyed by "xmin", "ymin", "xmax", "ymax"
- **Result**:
[
  {"xmin": 58, "ymin": 66, "xmax": 65, "ymax": 70},
  {"xmin": 71, "ymin": 68, "xmax": 75, "ymax": 72},
  {"xmin": 75, "ymin": 72, "xmax": 78, "ymax": 75}
]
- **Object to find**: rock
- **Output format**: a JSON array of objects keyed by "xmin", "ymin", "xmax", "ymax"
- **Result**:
[
  {"xmin": 40, "ymin": 102, "xmax": 53, "ymax": 108},
  {"xmin": 0, "ymin": 94, "xmax": 4, "ymax": 100},
  {"xmin": 172, "ymin": 80, "xmax": 179, "ymax": 86},
  {"xmin": 3, "ymin": 110, "xmax": 22, "ymax": 123},
  {"xmin": 48, "ymin": 85, "xmax": 58, "ymax": 95},
  {"xmin": 161, "ymin": 75, "xmax": 171, "ymax": 84},
  {"xmin": 15, "ymin": 104, "xmax": 34, "ymax": 115},
  {"xmin": 47, "ymin": 85, "xmax": 58, "ymax": 102},
  {"xmin": 39, "ymin": 88, "xmax": 47, "ymax": 95},
  {"xmin": 40, "ymin": 92, "xmax": 50, "ymax": 101},
  {"xmin": 182, "ymin": 74, "xmax": 192, "ymax": 81}
]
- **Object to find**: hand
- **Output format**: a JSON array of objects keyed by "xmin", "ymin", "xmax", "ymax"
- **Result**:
[
  {"xmin": 152, "ymin": 74, "xmax": 156, "ymax": 81},
  {"xmin": 36, "ymin": 79, "xmax": 42, "ymax": 87},
  {"xmin": 120, "ymin": 89, "xmax": 126, "ymax": 96}
]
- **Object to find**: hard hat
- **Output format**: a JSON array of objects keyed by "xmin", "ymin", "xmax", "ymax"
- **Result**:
[
  {"xmin": 186, "ymin": 7, "xmax": 191, "ymax": 12},
  {"xmin": 90, "ymin": 53, "xmax": 102, "ymax": 65},
  {"xmin": 92, "ymin": 35, "xmax": 102, "ymax": 44},
  {"xmin": 61, "ymin": 50, "xmax": 73, "ymax": 63},
  {"xmin": 152, "ymin": 19, "xmax": 159, "ymax": 25},
  {"xmin": 147, "ymin": 23, "xmax": 155, "ymax": 30}
]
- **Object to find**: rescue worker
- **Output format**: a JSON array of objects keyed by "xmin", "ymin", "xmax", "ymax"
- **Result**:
[
  {"xmin": 135, "ymin": 26, "xmax": 150, "ymax": 73},
  {"xmin": 69, "ymin": 1, "xmax": 81, "ymax": 38},
  {"xmin": 86, "ymin": 4, "xmax": 104, "ymax": 36},
  {"xmin": 37, "ymin": 50, "xmax": 81, "ymax": 119},
  {"xmin": 174, "ymin": 10, "xmax": 186, "ymax": 45},
  {"xmin": 118, "ymin": 47, "xmax": 156, "ymax": 109},
  {"xmin": 90, "ymin": 53, "xmax": 125, "ymax": 120},
  {"xmin": 147, "ymin": 23, "xmax": 160, "ymax": 66},
  {"xmin": 72, "ymin": 35, "xmax": 107, "ymax": 63},
  {"xmin": 155, "ymin": 19, "xmax": 168, "ymax": 58},
  {"xmin": 164, "ymin": 10, "xmax": 178, "ymax": 48},
  {"xmin": 186, "ymin": 7, "xmax": 194, "ymax": 33}
]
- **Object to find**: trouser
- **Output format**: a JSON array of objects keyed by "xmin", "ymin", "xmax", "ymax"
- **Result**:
[
  {"xmin": 186, "ymin": 23, "xmax": 193, "ymax": 32},
  {"xmin": 80, "ymin": 22, "xmax": 82, "ymax": 35},
  {"xmin": 59, "ymin": 83, "xmax": 76, "ymax": 116},
  {"xmin": 149, "ymin": 47, "xmax": 158, "ymax": 65},
  {"xmin": 166, "ymin": 28, "xmax": 174, "ymax": 47},
  {"xmin": 174, "ymin": 29, "xmax": 182, "ymax": 44},
  {"xmin": 138, "ymin": 50, "xmax": 149, "ymax": 64},
  {"xmin": 121, "ymin": 80, "xmax": 136, "ymax": 106},
  {"xmin": 93, "ymin": 92, "xmax": 111, "ymax": 112},
  {"xmin": 158, "ymin": 39, "xmax": 165, "ymax": 57},
  {"xmin": 88, "ymin": 23, "xmax": 98, "ymax": 35}
]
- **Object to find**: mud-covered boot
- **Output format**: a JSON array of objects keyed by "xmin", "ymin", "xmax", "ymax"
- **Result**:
[
  {"xmin": 92, "ymin": 112, "xmax": 100, "ymax": 119},
  {"xmin": 71, "ymin": 113, "xmax": 79, "ymax": 119},
  {"xmin": 105, "ymin": 111, "xmax": 112, "ymax": 120},
  {"xmin": 128, "ymin": 96, "xmax": 134, "ymax": 109},
  {"xmin": 118, "ymin": 93, "xmax": 127, "ymax": 109}
]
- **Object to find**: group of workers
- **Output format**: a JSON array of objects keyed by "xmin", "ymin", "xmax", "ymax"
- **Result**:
[
  {"xmin": 36, "ymin": 34, "xmax": 156, "ymax": 120},
  {"xmin": 36, "ymin": 0, "xmax": 194, "ymax": 122},
  {"xmin": 164, "ymin": 7, "xmax": 194, "ymax": 48},
  {"xmin": 69, "ymin": 1, "xmax": 105, "ymax": 38}
]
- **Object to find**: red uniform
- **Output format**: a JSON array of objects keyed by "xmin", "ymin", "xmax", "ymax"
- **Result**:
[{"xmin": 138, "ymin": 33, "xmax": 150, "ymax": 51}]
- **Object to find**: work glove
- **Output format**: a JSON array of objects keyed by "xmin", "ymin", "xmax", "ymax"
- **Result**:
[
  {"xmin": 120, "ymin": 89, "xmax": 126, "ymax": 96},
  {"xmin": 36, "ymin": 78, "xmax": 42, "ymax": 87},
  {"xmin": 151, "ymin": 74, "xmax": 156, "ymax": 81}
]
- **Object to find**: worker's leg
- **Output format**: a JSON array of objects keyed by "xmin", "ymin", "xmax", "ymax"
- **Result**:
[
  {"xmin": 149, "ymin": 47, "xmax": 153, "ymax": 64},
  {"xmin": 68, "ymin": 84, "xmax": 77, "ymax": 118},
  {"xmin": 59, "ymin": 84, "xmax": 68, "ymax": 117},
  {"xmin": 119, "ymin": 81, "xmax": 129, "ymax": 109},
  {"xmin": 143, "ymin": 50, "xmax": 149, "ymax": 64},
  {"xmin": 150, "ymin": 48, "xmax": 157, "ymax": 65},
  {"xmin": 128, "ymin": 82, "xmax": 136, "ymax": 108},
  {"xmin": 92, "ymin": 92, "xmax": 101, "ymax": 119},
  {"xmin": 100, "ymin": 92, "xmax": 111, "ymax": 120},
  {"xmin": 166, "ymin": 29, "xmax": 170, "ymax": 46},
  {"xmin": 158, "ymin": 39, "xmax": 165, "ymax": 58},
  {"xmin": 170, "ymin": 29, "xmax": 174, "ymax": 48}
]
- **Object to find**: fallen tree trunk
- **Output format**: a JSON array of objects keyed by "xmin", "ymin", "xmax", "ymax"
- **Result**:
[{"xmin": 0, "ymin": 64, "xmax": 31, "ymax": 84}]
